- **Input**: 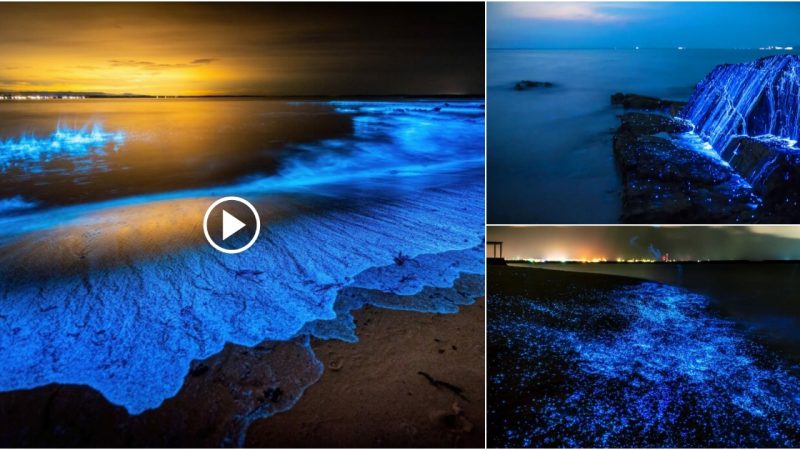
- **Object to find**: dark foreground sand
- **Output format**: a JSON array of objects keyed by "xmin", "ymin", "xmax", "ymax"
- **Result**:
[
  {"xmin": 247, "ymin": 298, "xmax": 485, "ymax": 448},
  {"xmin": 0, "ymin": 297, "xmax": 484, "ymax": 447}
]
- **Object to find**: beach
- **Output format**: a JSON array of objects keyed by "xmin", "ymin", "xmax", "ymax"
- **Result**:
[
  {"xmin": 247, "ymin": 297, "xmax": 485, "ymax": 448},
  {"xmin": 0, "ymin": 293, "xmax": 484, "ymax": 447},
  {"xmin": 488, "ymin": 264, "xmax": 800, "ymax": 447}
]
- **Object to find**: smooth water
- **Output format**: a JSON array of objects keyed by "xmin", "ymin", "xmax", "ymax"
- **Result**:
[
  {"xmin": 487, "ymin": 49, "xmax": 797, "ymax": 223},
  {"xmin": 0, "ymin": 99, "xmax": 485, "ymax": 414}
]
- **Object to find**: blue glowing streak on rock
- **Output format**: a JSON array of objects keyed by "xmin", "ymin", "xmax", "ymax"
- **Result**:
[
  {"xmin": 0, "ymin": 122, "xmax": 125, "ymax": 172},
  {"xmin": 0, "ymin": 101, "xmax": 485, "ymax": 414},
  {"xmin": 490, "ymin": 282, "xmax": 800, "ymax": 447},
  {"xmin": 682, "ymin": 54, "xmax": 800, "ymax": 151}
]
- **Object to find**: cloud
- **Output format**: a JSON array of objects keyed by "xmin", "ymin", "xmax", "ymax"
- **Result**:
[
  {"xmin": 108, "ymin": 59, "xmax": 216, "ymax": 70},
  {"xmin": 503, "ymin": 2, "xmax": 630, "ymax": 23},
  {"xmin": 746, "ymin": 226, "xmax": 800, "ymax": 241}
]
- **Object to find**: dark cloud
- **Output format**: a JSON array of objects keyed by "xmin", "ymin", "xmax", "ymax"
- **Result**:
[{"xmin": 107, "ymin": 59, "xmax": 216, "ymax": 70}]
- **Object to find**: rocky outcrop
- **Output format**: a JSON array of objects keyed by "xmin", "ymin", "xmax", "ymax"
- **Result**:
[
  {"xmin": 514, "ymin": 80, "xmax": 554, "ymax": 91},
  {"xmin": 722, "ymin": 135, "xmax": 800, "ymax": 221},
  {"xmin": 614, "ymin": 56, "xmax": 800, "ymax": 223},
  {"xmin": 613, "ymin": 113, "xmax": 759, "ymax": 223},
  {"xmin": 617, "ymin": 112, "xmax": 693, "ymax": 135},
  {"xmin": 681, "ymin": 54, "xmax": 800, "ymax": 150}
]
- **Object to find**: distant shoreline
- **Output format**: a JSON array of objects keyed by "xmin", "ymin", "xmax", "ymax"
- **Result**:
[{"xmin": 506, "ymin": 259, "xmax": 800, "ymax": 265}]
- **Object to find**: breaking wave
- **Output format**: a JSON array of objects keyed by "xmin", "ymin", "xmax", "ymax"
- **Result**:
[{"xmin": 0, "ymin": 100, "xmax": 485, "ymax": 414}]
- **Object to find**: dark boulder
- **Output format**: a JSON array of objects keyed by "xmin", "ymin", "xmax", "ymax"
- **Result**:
[
  {"xmin": 613, "ymin": 131, "xmax": 760, "ymax": 223},
  {"xmin": 611, "ymin": 93, "xmax": 686, "ymax": 115},
  {"xmin": 612, "ymin": 102, "xmax": 761, "ymax": 223},
  {"xmin": 514, "ymin": 80, "xmax": 554, "ymax": 91}
]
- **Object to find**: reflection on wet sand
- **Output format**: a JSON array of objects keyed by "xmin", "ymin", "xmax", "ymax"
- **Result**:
[{"xmin": 0, "ymin": 194, "xmax": 310, "ymax": 280}]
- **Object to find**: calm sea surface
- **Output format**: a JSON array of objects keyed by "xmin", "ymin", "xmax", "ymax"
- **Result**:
[{"xmin": 487, "ymin": 49, "xmax": 797, "ymax": 224}]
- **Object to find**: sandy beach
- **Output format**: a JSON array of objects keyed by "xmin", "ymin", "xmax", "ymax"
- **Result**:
[
  {"xmin": 247, "ymin": 298, "xmax": 485, "ymax": 448},
  {"xmin": 0, "ymin": 296, "xmax": 484, "ymax": 447}
]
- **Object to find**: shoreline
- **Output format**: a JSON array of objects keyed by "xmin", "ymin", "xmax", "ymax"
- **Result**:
[
  {"xmin": 488, "ymin": 264, "xmax": 800, "ymax": 447},
  {"xmin": 0, "ymin": 291, "xmax": 484, "ymax": 447},
  {"xmin": 246, "ymin": 297, "xmax": 485, "ymax": 448}
]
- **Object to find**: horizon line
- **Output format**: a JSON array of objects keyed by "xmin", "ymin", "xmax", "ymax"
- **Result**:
[
  {"xmin": 502, "ymin": 259, "xmax": 800, "ymax": 263},
  {"xmin": 0, "ymin": 92, "xmax": 485, "ymax": 99},
  {"xmin": 488, "ymin": 47, "xmax": 799, "ymax": 51}
]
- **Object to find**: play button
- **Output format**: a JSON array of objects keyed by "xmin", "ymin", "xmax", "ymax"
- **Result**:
[
  {"xmin": 203, "ymin": 196, "xmax": 261, "ymax": 254},
  {"xmin": 222, "ymin": 210, "xmax": 246, "ymax": 240}
]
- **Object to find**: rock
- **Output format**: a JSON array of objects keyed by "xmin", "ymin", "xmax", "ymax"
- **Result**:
[
  {"xmin": 613, "ymin": 62, "xmax": 800, "ymax": 223},
  {"xmin": 682, "ymin": 54, "xmax": 800, "ymax": 150},
  {"xmin": 611, "ymin": 92, "xmax": 686, "ymax": 113},
  {"xmin": 618, "ymin": 112, "xmax": 694, "ymax": 135},
  {"xmin": 613, "ymin": 111, "xmax": 760, "ymax": 223},
  {"xmin": 722, "ymin": 135, "xmax": 800, "ymax": 222},
  {"xmin": 615, "ymin": 134, "xmax": 732, "ymax": 186},
  {"xmin": 513, "ymin": 80, "xmax": 554, "ymax": 91}
]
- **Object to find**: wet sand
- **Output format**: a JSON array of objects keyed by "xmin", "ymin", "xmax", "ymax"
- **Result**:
[
  {"xmin": 0, "ymin": 297, "xmax": 484, "ymax": 447},
  {"xmin": 247, "ymin": 298, "xmax": 486, "ymax": 448}
]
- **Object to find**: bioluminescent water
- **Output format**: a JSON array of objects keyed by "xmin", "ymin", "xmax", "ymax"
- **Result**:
[
  {"xmin": 0, "ymin": 123, "xmax": 125, "ymax": 173},
  {"xmin": 0, "ymin": 99, "xmax": 485, "ymax": 415},
  {"xmin": 489, "ymin": 267, "xmax": 800, "ymax": 448}
]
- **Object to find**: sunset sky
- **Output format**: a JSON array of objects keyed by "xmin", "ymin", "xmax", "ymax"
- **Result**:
[
  {"xmin": 0, "ymin": 3, "xmax": 483, "ymax": 96},
  {"xmin": 489, "ymin": 2, "xmax": 800, "ymax": 49}
]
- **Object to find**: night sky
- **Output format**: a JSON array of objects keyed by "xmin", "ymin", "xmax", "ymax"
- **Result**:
[
  {"xmin": 487, "ymin": 227, "xmax": 800, "ymax": 261},
  {"xmin": 488, "ymin": 2, "xmax": 800, "ymax": 49},
  {"xmin": 0, "ymin": 3, "xmax": 484, "ymax": 96}
]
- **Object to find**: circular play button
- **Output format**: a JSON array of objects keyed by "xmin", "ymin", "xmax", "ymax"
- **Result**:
[{"xmin": 203, "ymin": 196, "xmax": 261, "ymax": 254}]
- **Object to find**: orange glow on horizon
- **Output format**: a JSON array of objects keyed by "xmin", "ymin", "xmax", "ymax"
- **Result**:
[{"xmin": 0, "ymin": 3, "xmax": 484, "ymax": 97}]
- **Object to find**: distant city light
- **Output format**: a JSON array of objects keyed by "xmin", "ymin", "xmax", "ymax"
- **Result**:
[{"xmin": 0, "ymin": 94, "xmax": 86, "ymax": 100}]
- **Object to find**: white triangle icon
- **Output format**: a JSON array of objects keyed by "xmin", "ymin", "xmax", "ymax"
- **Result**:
[{"xmin": 222, "ymin": 210, "xmax": 246, "ymax": 241}]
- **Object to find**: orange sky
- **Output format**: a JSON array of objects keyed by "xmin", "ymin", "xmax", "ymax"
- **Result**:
[{"xmin": 0, "ymin": 3, "xmax": 484, "ymax": 96}]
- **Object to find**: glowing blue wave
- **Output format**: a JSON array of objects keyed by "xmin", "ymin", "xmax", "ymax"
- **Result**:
[
  {"xmin": 0, "ymin": 101, "xmax": 484, "ymax": 235},
  {"xmin": 490, "ymin": 282, "xmax": 800, "ymax": 447},
  {"xmin": 682, "ymin": 54, "xmax": 800, "ymax": 151},
  {"xmin": 0, "ymin": 123, "xmax": 125, "ymax": 172},
  {"xmin": 0, "ymin": 100, "xmax": 485, "ymax": 414}
]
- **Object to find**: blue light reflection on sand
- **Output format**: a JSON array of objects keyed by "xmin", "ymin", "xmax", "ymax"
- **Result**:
[{"xmin": 0, "ymin": 100, "xmax": 485, "ymax": 414}]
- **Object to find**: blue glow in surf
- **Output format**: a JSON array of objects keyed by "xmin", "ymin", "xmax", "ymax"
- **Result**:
[
  {"xmin": 0, "ymin": 100, "xmax": 485, "ymax": 415},
  {"xmin": 490, "ymin": 282, "xmax": 800, "ymax": 447},
  {"xmin": 0, "ymin": 123, "xmax": 125, "ymax": 171}
]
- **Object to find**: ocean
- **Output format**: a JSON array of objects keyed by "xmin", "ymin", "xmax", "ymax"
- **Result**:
[{"xmin": 487, "ymin": 48, "xmax": 797, "ymax": 224}]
